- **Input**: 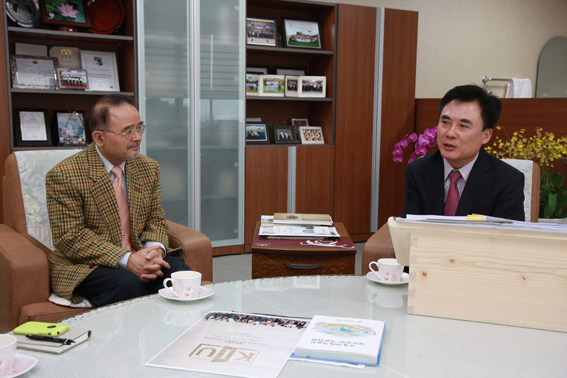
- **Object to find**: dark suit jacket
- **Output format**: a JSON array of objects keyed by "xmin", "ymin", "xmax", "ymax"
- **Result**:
[
  {"xmin": 46, "ymin": 143, "xmax": 183, "ymax": 303},
  {"xmin": 402, "ymin": 148, "xmax": 525, "ymax": 221}
]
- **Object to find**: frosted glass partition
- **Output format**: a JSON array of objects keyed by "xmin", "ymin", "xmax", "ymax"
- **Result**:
[{"xmin": 138, "ymin": 0, "xmax": 245, "ymax": 247}]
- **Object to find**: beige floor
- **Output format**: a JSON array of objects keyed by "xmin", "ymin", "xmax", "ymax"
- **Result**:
[{"xmin": 212, "ymin": 242, "xmax": 365, "ymax": 283}]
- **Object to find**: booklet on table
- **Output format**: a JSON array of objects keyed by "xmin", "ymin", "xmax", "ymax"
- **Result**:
[{"xmin": 291, "ymin": 315, "xmax": 385, "ymax": 366}]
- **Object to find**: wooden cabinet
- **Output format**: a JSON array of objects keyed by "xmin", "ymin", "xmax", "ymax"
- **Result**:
[
  {"xmin": 244, "ymin": 144, "xmax": 335, "ymax": 246},
  {"xmin": 244, "ymin": 2, "xmax": 419, "ymax": 249},
  {"xmin": 245, "ymin": 0, "xmax": 337, "ymax": 248},
  {"xmin": 0, "ymin": 2, "xmax": 138, "ymax": 221},
  {"xmin": 246, "ymin": 0, "xmax": 336, "ymax": 144},
  {"xmin": 3, "ymin": 0, "xmax": 137, "ymax": 150}
]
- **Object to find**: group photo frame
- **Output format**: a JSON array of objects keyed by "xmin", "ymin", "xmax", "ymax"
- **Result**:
[
  {"xmin": 246, "ymin": 17, "xmax": 277, "ymax": 47},
  {"xmin": 259, "ymin": 75, "xmax": 285, "ymax": 97},
  {"xmin": 246, "ymin": 74, "xmax": 260, "ymax": 96},
  {"xmin": 285, "ymin": 76, "xmax": 299, "ymax": 97},
  {"xmin": 298, "ymin": 76, "xmax": 326, "ymax": 98},
  {"xmin": 57, "ymin": 68, "xmax": 88, "ymax": 89},
  {"xmin": 299, "ymin": 126, "xmax": 325, "ymax": 145},
  {"xmin": 283, "ymin": 19, "xmax": 322, "ymax": 49}
]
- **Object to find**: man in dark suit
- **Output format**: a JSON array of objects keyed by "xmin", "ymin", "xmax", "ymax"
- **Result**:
[
  {"xmin": 402, "ymin": 85, "xmax": 525, "ymax": 221},
  {"xmin": 47, "ymin": 94, "xmax": 191, "ymax": 306}
]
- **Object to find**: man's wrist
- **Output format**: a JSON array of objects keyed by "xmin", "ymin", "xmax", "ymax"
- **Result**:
[
  {"xmin": 118, "ymin": 251, "xmax": 132, "ymax": 269},
  {"xmin": 144, "ymin": 241, "xmax": 167, "ymax": 257}
]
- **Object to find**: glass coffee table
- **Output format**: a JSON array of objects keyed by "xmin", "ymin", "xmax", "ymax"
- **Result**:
[{"xmin": 16, "ymin": 276, "xmax": 567, "ymax": 377}]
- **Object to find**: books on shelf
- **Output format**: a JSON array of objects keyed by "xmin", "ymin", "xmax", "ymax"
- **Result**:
[
  {"xmin": 273, "ymin": 212, "xmax": 333, "ymax": 226},
  {"xmin": 9, "ymin": 326, "xmax": 91, "ymax": 354},
  {"xmin": 291, "ymin": 315, "xmax": 385, "ymax": 366}
]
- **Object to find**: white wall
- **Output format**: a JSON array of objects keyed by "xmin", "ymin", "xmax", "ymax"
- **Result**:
[{"xmin": 313, "ymin": 0, "xmax": 567, "ymax": 98}]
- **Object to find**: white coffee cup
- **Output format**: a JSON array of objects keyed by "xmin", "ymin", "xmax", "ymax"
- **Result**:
[
  {"xmin": 0, "ymin": 334, "xmax": 17, "ymax": 376},
  {"xmin": 163, "ymin": 271, "xmax": 202, "ymax": 298},
  {"xmin": 369, "ymin": 258, "xmax": 403, "ymax": 282}
]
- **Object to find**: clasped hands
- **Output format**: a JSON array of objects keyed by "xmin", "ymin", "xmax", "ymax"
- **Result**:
[{"xmin": 126, "ymin": 245, "xmax": 170, "ymax": 282}]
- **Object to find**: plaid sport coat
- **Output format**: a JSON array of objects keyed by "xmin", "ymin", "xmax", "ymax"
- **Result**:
[{"xmin": 46, "ymin": 143, "xmax": 183, "ymax": 304}]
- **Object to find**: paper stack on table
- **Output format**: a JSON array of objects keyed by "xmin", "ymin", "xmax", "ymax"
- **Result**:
[{"xmin": 260, "ymin": 214, "xmax": 338, "ymax": 239}]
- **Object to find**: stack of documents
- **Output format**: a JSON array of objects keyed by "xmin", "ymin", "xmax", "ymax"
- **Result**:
[
  {"xmin": 260, "ymin": 214, "xmax": 338, "ymax": 239},
  {"xmin": 273, "ymin": 213, "xmax": 333, "ymax": 226}
]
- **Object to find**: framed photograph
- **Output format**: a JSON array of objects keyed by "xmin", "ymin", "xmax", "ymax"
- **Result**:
[
  {"xmin": 299, "ymin": 126, "xmax": 325, "ymax": 145},
  {"xmin": 283, "ymin": 19, "xmax": 322, "ymax": 49},
  {"xmin": 246, "ymin": 123, "xmax": 270, "ymax": 144},
  {"xmin": 276, "ymin": 68, "xmax": 306, "ymax": 76},
  {"xmin": 40, "ymin": 0, "xmax": 91, "ymax": 28},
  {"xmin": 247, "ymin": 67, "xmax": 269, "ymax": 75},
  {"xmin": 246, "ymin": 74, "xmax": 260, "ymax": 96},
  {"xmin": 246, "ymin": 17, "xmax": 276, "ymax": 47},
  {"xmin": 298, "ymin": 76, "xmax": 326, "ymax": 98},
  {"xmin": 57, "ymin": 68, "xmax": 88, "ymax": 89},
  {"xmin": 285, "ymin": 75, "xmax": 299, "ymax": 97},
  {"xmin": 53, "ymin": 110, "xmax": 86, "ymax": 145},
  {"xmin": 10, "ymin": 55, "xmax": 58, "ymax": 89},
  {"xmin": 81, "ymin": 50, "xmax": 120, "ymax": 91},
  {"xmin": 13, "ymin": 109, "xmax": 53, "ymax": 147},
  {"xmin": 291, "ymin": 119, "xmax": 309, "ymax": 127},
  {"xmin": 259, "ymin": 75, "xmax": 285, "ymax": 97},
  {"xmin": 274, "ymin": 126, "xmax": 297, "ymax": 144}
]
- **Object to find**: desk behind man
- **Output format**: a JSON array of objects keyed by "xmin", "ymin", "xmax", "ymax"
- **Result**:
[{"xmin": 46, "ymin": 94, "xmax": 191, "ymax": 307}]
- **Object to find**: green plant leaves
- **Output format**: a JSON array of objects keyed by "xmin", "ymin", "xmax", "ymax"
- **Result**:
[{"xmin": 540, "ymin": 171, "xmax": 567, "ymax": 218}]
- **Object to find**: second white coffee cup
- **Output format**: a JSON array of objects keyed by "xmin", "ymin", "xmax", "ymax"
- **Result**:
[
  {"xmin": 163, "ymin": 271, "xmax": 202, "ymax": 298},
  {"xmin": 369, "ymin": 258, "xmax": 403, "ymax": 282},
  {"xmin": 0, "ymin": 334, "xmax": 17, "ymax": 376}
]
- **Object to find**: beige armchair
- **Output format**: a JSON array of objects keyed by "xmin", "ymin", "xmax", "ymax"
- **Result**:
[
  {"xmin": 0, "ymin": 151, "xmax": 213, "ymax": 332},
  {"xmin": 362, "ymin": 160, "xmax": 540, "ymax": 275}
]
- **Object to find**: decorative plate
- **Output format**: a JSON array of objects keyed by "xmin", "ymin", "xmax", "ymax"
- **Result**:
[
  {"xmin": 6, "ymin": 0, "xmax": 41, "ymax": 28},
  {"xmin": 88, "ymin": 0, "xmax": 125, "ymax": 34}
]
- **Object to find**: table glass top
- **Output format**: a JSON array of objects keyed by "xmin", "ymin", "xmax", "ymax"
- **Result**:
[{"xmin": 17, "ymin": 276, "xmax": 567, "ymax": 377}]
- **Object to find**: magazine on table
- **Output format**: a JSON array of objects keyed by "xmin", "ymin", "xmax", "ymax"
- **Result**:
[{"xmin": 146, "ymin": 311, "xmax": 309, "ymax": 378}]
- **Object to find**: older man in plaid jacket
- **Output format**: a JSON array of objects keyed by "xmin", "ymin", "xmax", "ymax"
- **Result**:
[{"xmin": 46, "ymin": 94, "xmax": 190, "ymax": 306}]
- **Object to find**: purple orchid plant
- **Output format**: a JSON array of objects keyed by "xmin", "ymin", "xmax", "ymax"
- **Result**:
[{"xmin": 392, "ymin": 126, "xmax": 438, "ymax": 164}]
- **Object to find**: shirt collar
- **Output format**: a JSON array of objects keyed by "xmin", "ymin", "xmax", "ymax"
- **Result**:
[
  {"xmin": 443, "ymin": 152, "xmax": 479, "ymax": 182},
  {"xmin": 95, "ymin": 145, "xmax": 126, "ymax": 174}
]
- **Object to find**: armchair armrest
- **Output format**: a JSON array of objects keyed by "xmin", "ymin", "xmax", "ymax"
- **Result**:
[
  {"xmin": 167, "ymin": 220, "xmax": 213, "ymax": 283},
  {"xmin": 361, "ymin": 222, "xmax": 395, "ymax": 275},
  {"xmin": 0, "ymin": 225, "xmax": 51, "ymax": 332}
]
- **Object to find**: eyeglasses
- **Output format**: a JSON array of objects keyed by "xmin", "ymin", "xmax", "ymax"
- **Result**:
[{"xmin": 103, "ymin": 124, "xmax": 146, "ymax": 140}]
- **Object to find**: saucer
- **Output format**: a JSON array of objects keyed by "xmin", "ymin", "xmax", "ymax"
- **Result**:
[
  {"xmin": 158, "ymin": 286, "xmax": 214, "ymax": 302},
  {"xmin": 366, "ymin": 271, "xmax": 409, "ymax": 285},
  {"xmin": 4, "ymin": 354, "xmax": 37, "ymax": 378}
]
